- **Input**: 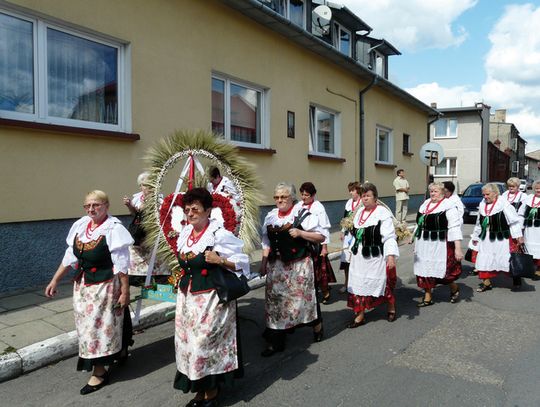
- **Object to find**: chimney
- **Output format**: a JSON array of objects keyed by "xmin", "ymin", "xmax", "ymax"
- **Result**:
[
  {"xmin": 430, "ymin": 102, "xmax": 437, "ymax": 108},
  {"xmin": 494, "ymin": 109, "xmax": 506, "ymax": 123}
]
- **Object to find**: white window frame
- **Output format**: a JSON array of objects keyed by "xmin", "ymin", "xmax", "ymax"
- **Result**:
[
  {"xmin": 375, "ymin": 125, "xmax": 393, "ymax": 164},
  {"xmin": 0, "ymin": 7, "xmax": 130, "ymax": 132},
  {"xmin": 433, "ymin": 118, "xmax": 458, "ymax": 139},
  {"xmin": 433, "ymin": 157, "xmax": 458, "ymax": 177},
  {"xmin": 333, "ymin": 23, "xmax": 351, "ymax": 57},
  {"xmin": 309, "ymin": 104, "xmax": 341, "ymax": 157},
  {"xmin": 374, "ymin": 50, "xmax": 385, "ymax": 77},
  {"xmin": 211, "ymin": 73, "xmax": 269, "ymax": 149},
  {"xmin": 512, "ymin": 160, "xmax": 519, "ymax": 173},
  {"xmin": 262, "ymin": 0, "xmax": 306, "ymax": 28}
]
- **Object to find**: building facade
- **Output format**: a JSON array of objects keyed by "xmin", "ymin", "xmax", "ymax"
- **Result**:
[
  {"xmin": 489, "ymin": 109, "xmax": 526, "ymax": 180},
  {"xmin": 0, "ymin": 0, "xmax": 437, "ymax": 292}
]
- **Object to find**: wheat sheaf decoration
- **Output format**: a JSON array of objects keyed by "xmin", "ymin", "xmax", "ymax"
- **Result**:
[{"xmin": 142, "ymin": 129, "xmax": 262, "ymax": 271}]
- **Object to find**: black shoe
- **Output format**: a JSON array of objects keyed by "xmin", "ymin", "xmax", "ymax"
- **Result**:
[
  {"xmin": 313, "ymin": 327, "xmax": 324, "ymax": 342},
  {"xmin": 416, "ymin": 299, "xmax": 434, "ymax": 307},
  {"xmin": 347, "ymin": 318, "xmax": 365, "ymax": 329},
  {"xmin": 186, "ymin": 398, "xmax": 204, "ymax": 407},
  {"xmin": 201, "ymin": 397, "xmax": 219, "ymax": 407},
  {"xmin": 80, "ymin": 372, "xmax": 109, "ymax": 395}
]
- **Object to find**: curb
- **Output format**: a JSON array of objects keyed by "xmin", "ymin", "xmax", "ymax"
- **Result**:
[{"xmin": 0, "ymin": 252, "xmax": 342, "ymax": 383}]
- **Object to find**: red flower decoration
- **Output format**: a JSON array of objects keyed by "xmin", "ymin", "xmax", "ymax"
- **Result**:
[
  {"xmin": 159, "ymin": 192, "xmax": 239, "ymax": 256},
  {"xmin": 201, "ymin": 269, "xmax": 208, "ymax": 277},
  {"xmin": 90, "ymin": 267, "xmax": 97, "ymax": 272}
]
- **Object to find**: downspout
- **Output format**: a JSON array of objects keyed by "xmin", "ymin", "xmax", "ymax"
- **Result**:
[
  {"xmin": 426, "ymin": 114, "xmax": 440, "ymax": 194},
  {"xmin": 359, "ymin": 75, "xmax": 378, "ymax": 182},
  {"xmin": 475, "ymin": 108, "xmax": 485, "ymax": 182}
]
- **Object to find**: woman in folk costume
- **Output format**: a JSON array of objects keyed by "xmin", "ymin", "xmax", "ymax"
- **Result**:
[
  {"xmin": 503, "ymin": 177, "xmax": 528, "ymax": 212},
  {"xmin": 346, "ymin": 183, "xmax": 399, "ymax": 327},
  {"xmin": 45, "ymin": 190, "xmax": 134, "ymax": 395},
  {"xmin": 471, "ymin": 183, "xmax": 523, "ymax": 292},
  {"xmin": 339, "ymin": 181, "xmax": 362, "ymax": 294},
  {"xmin": 518, "ymin": 179, "xmax": 540, "ymax": 280},
  {"xmin": 260, "ymin": 182, "xmax": 326, "ymax": 356},
  {"xmin": 413, "ymin": 182, "xmax": 464, "ymax": 306},
  {"xmin": 172, "ymin": 188, "xmax": 249, "ymax": 407},
  {"xmin": 296, "ymin": 182, "xmax": 335, "ymax": 304}
]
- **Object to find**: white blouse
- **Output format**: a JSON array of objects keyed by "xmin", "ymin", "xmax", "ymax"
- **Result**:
[
  {"xmin": 62, "ymin": 216, "xmax": 134, "ymax": 274},
  {"xmin": 472, "ymin": 197, "xmax": 522, "ymax": 240},
  {"xmin": 416, "ymin": 198, "xmax": 463, "ymax": 242},
  {"xmin": 294, "ymin": 200, "xmax": 331, "ymax": 244},
  {"xmin": 176, "ymin": 219, "xmax": 250, "ymax": 278}
]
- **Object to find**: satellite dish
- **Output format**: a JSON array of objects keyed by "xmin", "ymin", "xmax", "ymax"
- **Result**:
[
  {"xmin": 312, "ymin": 5, "xmax": 332, "ymax": 36},
  {"xmin": 419, "ymin": 142, "xmax": 445, "ymax": 166}
]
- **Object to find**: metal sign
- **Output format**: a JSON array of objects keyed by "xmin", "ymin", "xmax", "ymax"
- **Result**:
[{"xmin": 419, "ymin": 142, "xmax": 445, "ymax": 166}]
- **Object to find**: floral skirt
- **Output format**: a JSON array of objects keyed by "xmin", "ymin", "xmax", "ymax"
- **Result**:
[
  {"xmin": 174, "ymin": 287, "xmax": 240, "ymax": 387},
  {"xmin": 265, "ymin": 257, "xmax": 318, "ymax": 330},
  {"xmin": 347, "ymin": 266, "xmax": 396, "ymax": 313},
  {"xmin": 416, "ymin": 242, "xmax": 462, "ymax": 289},
  {"xmin": 73, "ymin": 275, "xmax": 130, "ymax": 370}
]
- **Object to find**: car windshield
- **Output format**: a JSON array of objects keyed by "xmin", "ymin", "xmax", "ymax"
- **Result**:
[{"xmin": 463, "ymin": 185, "xmax": 483, "ymax": 197}]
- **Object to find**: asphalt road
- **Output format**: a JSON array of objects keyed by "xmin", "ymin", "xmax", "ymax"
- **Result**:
[{"xmin": 2, "ymin": 225, "xmax": 540, "ymax": 407}]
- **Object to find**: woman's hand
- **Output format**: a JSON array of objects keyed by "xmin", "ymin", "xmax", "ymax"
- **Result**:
[
  {"xmin": 387, "ymin": 255, "xmax": 396, "ymax": 270},
  {"xmin": 517, "ymin": 236, "xmax": 525, "ymax": 245},
  {"xmin": 471, "ymin": 240, "xmax": 478, "ymax": 246},
  {"xmin": 118, "ymin": 292, "xmax": 130, "ymax": 308},
  {"xmin": 340, "ymin": 232, "xmax": 345, "ymax": 242},
  {"xmin": 454, "ymin": 245, "xmax": 464, "ymax": 262},
  {"xmin": 204, "ymin": 250, "xmax": 222, "ymax": 265},
  {"xmin": 321, "ymin": 245, "xmax": 328, "ymax": 257},
  {"xmin": 289, "ymin": 228, "xmax": 302, "ymax": 239},
  {"xmin": 45, "ymin": 280, "xmax": 58, "ymax": 298}
]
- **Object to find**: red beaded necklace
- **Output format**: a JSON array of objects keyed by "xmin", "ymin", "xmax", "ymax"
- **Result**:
[
  {"xmin": 351, "ymin": 199, "xmax": 361, "ymax": 212},
  {"xmin": 303, "ymin": 201, "xmax": 314, "ymax": 210},
  {"xmin": 357, "ymin": 205, "xmax": 377, "ymax": 226},
  {"xmin": 532, "ymin": 195, "xmax": 540, "ymax": 208},
  {"xmin": 484, "ymin": 198, "xmax": 498, "ymax": 215},
  {"xmin": 423, "ymin": 198, "xmax": 445, "ymax": 215},
  {"xmin": 278, "ymin": 205, "xmax": 294, "ymax": 218},
  {"xmin": 187, "ymin": 222, "xmax": 210, "ymax": 247},
  {"xmin": 507, "ymin": 191, "xmax": 519, "ymax": 203},
  {"xmin": 85, "ymin": 218, "xmax": 106, "ymax": 239}
]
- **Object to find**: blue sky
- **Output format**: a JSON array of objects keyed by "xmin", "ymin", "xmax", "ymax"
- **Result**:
[{"xmin": 340, "ymin": 0, "xmax": 540, "ymax": 151}]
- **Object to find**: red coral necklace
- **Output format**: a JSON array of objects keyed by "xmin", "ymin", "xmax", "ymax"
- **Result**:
[
  {"xmin": 351, "ymin": 199, "xmax": 361, "ymax": 211},
  {"xmin": 357, "ymin": 205, "xmax": 377, "ymax": 226},
  {"xmin": 278, "ymin": 205, "xmax": 294, "ymax": 218},
  {"xmin": 187, "ymin": 222, "xmax": 210, "ymax": 247},
  {"xmin": 485, "ymin": 198, "xmax": 498, "ymax": 215},
  {"xmin": 85, "ymin": 218, "xmax": 106, "ymax": 239},
  {"xmin": 423, "ymin": 198, "xmax": 445, "ymax": 215}
]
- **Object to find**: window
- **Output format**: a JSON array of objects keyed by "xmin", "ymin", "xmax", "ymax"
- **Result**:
[
  {"xmin": 376, "ymin": 126, "xmax": 393, "ymax": 164},
  {"xmin": 403, "ymin": 133, "xmax": 411, "ymax": 154},
  {"xmin": 512, "ymin": 160, "xmax": 519, "ymax": 173},
  {"xmin": 262, "ymin": 0, "xmax": 305, "ymax": 27},
  {"xmin": 374, "ymin": 51, "xmax": 385, "ymax": 77},
  {"xmin": 0, "ymin": 9, "xmax": 129, "ymax": 131},
  {"xmin": 309, "ymin": 105, "xmax": 340, "ymax": 156},
  {"xmin": 434, "ymin": 118, "xmax": 458, "ymax": 138},
  {"xmin": 212, "ymin": 75, "xmax": 267, "ymax": 147},
  {"xmin": 333, "ymin": 23, "xmax": 351, "ymax": 57},
  {"xmin": 434, "ymin": 158, "xmax": 457, "ymax": 176}
]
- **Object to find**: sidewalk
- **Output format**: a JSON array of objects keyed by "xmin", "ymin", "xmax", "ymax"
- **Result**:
[{"xmin": 0, "ymin": 215, "xmax": 417, "ymax": 382}]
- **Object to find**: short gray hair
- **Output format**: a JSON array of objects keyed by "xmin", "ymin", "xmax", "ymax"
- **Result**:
[
  {"xmin": 274, "ymin": 182, "xmax": 297, "ymax": 201},
  {"xmin": 137, "ymin": 172, "xmax": 150, "ymax": 186},
  {"xmin": 532, "ymin": 179, "xmax": 540, "ymax": 190},
  {"xmin": 506, "ymin": 177, "xmax": 520, "ymax": 187},
  {"xmin": 428, "ymin": 182, "xmax": 445, "ymax": 193},
  {"xmin": 481, "ymin": 183, "xmax": 500, "ymax": 196}
]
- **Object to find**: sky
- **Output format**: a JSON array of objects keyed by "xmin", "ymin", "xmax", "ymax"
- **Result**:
[{"xmin": 339, "ymin": 0, "xmax": 540, "ymax": 152}]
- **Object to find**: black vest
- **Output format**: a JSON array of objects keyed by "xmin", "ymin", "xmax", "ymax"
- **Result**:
[
  {"xmin": 352, "ymin": 221, "xmax": 384, "ymax": 258},
  {"xmin": 415, "ymin": 211, "xmax": 448, "ymax": 241},
  {"xmin": 479, "ymin": 211, "xmax": 510, "ymax": 240},
  {"xmin": 523, "ymin": 205, "xmax": 540, "ymax": 228},
  {"xmin": 177, "ymin": 250, "xmax": 220, "ymax": 294},
  {"xmin": 73, "ymin": 234, "xmax": 114, "ymax": 285}
]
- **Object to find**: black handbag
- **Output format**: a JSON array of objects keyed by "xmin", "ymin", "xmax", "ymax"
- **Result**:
[
  {"xmin": 464, "ymin": 248, "xmax": 474, "ymax": 263},
  {"xmin": 210, "ymin": 267, "xmax": 250, "ymax": 304},
  {"xmin": 509, "ymin": 245, "xmax": 535, "ymax": 278}
]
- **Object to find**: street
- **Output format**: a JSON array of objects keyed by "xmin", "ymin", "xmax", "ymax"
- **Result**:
[{"xmin": 2, "ymin": 225, "xmax": 540, "ymax": 407}]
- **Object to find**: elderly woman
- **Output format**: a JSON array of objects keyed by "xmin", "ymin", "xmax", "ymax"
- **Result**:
[
  {"xmin": 45, "ymin": 190, "xmax": 134, "ymax": 395},
  {"xmin": 471, "ymin": 183, "xmax": 523, "ymax": 291},
  {"xmin": 518, "ymin": 179, "xmax": 540, "ymax": 280},
  {"xmin": 347, "ymin": 183, "xmax": 399, "ymax": 327},
  {"xmin": 296, "ymin": 182, "xmax": 334, "ymax": 304},
  {"xmin": 123, "ymin": 172, "xmax": 168, "ymax": 282},
  {"xmin": 503, "ymin": 177, "xmax": 528, "ymax": 212},
  {"xmin": 413, "ymin": 182, "xmax": 464, "ymax": 306},
  {"xmin": 260, "ymin": 182, "xmax": 326, "ymax": 356},
  {"xmin": 172, "ymin": 188, "xmax": 249, "ymax": 407}
]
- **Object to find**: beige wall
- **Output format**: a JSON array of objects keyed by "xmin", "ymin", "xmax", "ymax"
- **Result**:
[{"xmin": 1, "ymin": 0, "xmax": 429, "ymax": 222}]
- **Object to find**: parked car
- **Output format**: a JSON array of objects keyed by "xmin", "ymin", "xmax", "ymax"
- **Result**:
[
  {"xmin": 519, "ymin": 179, "xmax": 527, "ymax": 192},
  {"xmin": 526, "ymin": 178, "xmax": 533, "ymax": 190},
  {"xmin": 460, "ymin": 182, "xmax": 507, "ymax": 223}
]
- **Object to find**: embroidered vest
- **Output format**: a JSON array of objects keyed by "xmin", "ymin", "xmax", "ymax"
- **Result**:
[
  {"xmin": 177, "ymin": 250, "xmax": 220, "ymax": 294},
  {"xmin": 267, "ymin": 209, "xmax": 312, "ymax": 263},
  {"xmin": 351, "ymin": 221, "xmax": 384, "ymax": 258},
  {"xmin": 523, "ymin": 205, "xmax": 540, "ymax": 228},
  {"xmin": 479, "ymin": 211, "xmax": 510, "ymax": 240},
  {"xmin": 415, "ymin": 211, "xmax": 448, "ymax": 241},
  {"xmin": 73, "ymin": 234, "xmax": 114, "ymax": 285}
]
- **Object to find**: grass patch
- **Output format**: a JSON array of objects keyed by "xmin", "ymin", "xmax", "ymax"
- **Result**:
[{"xmin": 1, "ymin": 346, "xmax": 17, "ymax": 355}]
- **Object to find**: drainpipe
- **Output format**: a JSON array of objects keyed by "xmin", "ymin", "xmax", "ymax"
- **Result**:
[
  {"xmin": 475, "ymin": 107, "xmax": 485, "ymax": 182},
  {"xmin": 426, "ymin": 114, "xmax": 440, "ymax": 194},
  {"xmin": 359, "ymin": 75, "xmax": 378, "ymax": 182}
]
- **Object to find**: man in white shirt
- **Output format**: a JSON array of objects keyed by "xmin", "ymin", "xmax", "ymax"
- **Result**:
[
  {"xmin": 393, "ymin": 169, "xmax": 410, "ymax": 223},
  {"xmin": 206, "ymin": 166, "xmax": 239, "ymax": 201}
]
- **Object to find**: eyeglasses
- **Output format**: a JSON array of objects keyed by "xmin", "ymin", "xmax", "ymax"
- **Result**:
[
  {"xmin": 83, "ymin": 203, "xmax": 103, "ymax": 210},
  {"xmin": 273, "ymin": 195, "xmax": 290, "ymax": 201},
  {"xmin": 183, "ymin": 207, "xmax": 203, "ymax": 214}
]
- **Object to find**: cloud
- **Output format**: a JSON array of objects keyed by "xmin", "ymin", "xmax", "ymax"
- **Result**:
[
  {"xmin": 405, "ymin": 82, "xmax": 482, "ymax": 108},
  {"xmin": 339, "ymin": 0, "xmax": 477, "ymax": 52}
]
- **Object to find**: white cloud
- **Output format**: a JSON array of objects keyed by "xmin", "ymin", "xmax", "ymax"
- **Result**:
[
  {"xmin": 405, "ymin": 82, "xmax": 482, "ymax": 108},
  {"xmin": 339, "ymin": 0, "xmax": 477, "ymax": 52}
]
